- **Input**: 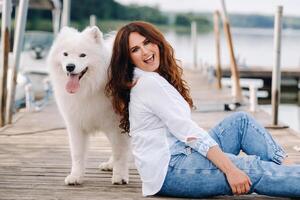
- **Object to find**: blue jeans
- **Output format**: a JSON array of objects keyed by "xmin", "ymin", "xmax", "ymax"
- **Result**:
[{"xmin": 157, "ymin": 112, "xmax": 300, "ymax": 198}]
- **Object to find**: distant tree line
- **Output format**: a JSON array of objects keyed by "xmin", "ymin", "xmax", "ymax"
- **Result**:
[
  {"xmin": 69, "ymin": 0, "xmax": 168, "ymax": 24},
  {"xmin": 25, "ymin": 0, "xmax": 169, "ymax": 26},
  {"xmin": 175, "ymin": 13, "xmax": 211, "ymax": 29},
  {"xmin": 229, "ymin": 14, "xmax": 300, "ymax": 29},
  {"xmin": 25, "ymin": 0, "xmax": 212, "ymax": 31},
  {"xmin": 24, "ymin": 0, "xmax": 300, "ymax": 31}
]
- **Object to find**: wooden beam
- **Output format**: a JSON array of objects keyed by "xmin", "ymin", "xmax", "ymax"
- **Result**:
[
  {"xmin": 10, "ymin": 0, "xmax": 55, "ymax": 10},
  {"xmin": 191, "ymin": 21, "xmax": 197, "ymax": 69},
  {"xmin": 220, "ymin": 0, "xmax": 242, "ymax": 102},
  {"xmin": 213, "ymin": 10, "xmax": 222, "ymax": 89},
  {"xmin": 6, "ymin": 0, "xmax": 29, "ymax": 124},
  {"xmin": 61, "ymin": 0, "xmax": 71, "ymax": 27},
  {"xmin": 271, "ymin": 6, "xmax": 283, "ymax": 126},
  {"xmin": 0, "ymin": 0, "xmax": 12, "ymax": 126}
]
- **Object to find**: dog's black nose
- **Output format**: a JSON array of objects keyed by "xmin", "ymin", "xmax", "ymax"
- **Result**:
[{"xmin": 66, "ymin": 64, "xmax": 75, "ymax": 72}]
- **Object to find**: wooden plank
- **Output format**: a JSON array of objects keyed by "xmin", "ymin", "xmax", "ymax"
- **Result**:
[{"xmin": 10, "ymin": 0, "xmax": 56, "ymax": 10}]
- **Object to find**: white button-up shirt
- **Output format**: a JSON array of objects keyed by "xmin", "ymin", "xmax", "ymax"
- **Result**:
[{"xmin": 129, "ymin": 67, "xmax": 218, "ymax": 196}]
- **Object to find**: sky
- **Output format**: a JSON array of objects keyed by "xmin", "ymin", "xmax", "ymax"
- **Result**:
[{"xmin": 115, "ymin": 0, "xmax": 300, "ymax": 17}]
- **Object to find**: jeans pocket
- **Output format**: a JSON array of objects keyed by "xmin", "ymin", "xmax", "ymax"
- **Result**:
[{"xmin": 169, "ymin": 153, "xmax": 186, "ymax": 168}]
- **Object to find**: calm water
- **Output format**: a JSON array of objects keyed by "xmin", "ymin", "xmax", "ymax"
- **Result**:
[
  {"xmin": 163, "ymin": 27, "xmax": 300, "ymax": 132},
  {"xmin": 261, "ymin": 104, "xmax": 300, "ymax": 132},
  {"xmin": 164, "ymin": 27, "xmax": 300, "ymax": 68}
]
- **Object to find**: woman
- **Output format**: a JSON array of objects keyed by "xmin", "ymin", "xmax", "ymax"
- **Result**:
[{"xmin": 105, "ymin": 21, "xmax": 300, "ymax": 198}]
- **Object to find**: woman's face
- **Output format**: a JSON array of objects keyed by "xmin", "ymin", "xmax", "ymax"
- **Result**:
[{"xmin": 128, "ymin": 32, "xmax": 160, "ymax": 72}]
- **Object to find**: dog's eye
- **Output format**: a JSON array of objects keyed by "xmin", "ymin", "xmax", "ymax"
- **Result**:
[
  {"xmin": 63, "ymin": 52, "xmax": 68, "ymax": 56},
  {"xmin": 79, "ymin": 53, "xmax": 86, "ymax": 58}
]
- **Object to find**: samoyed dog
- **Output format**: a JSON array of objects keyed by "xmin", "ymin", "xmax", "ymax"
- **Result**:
[{"xmin": 47, "ymin": 26, "xmax": 130, "ymax": 185}]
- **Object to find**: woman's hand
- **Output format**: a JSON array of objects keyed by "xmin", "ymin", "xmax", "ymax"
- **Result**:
[
  {"xmin": 206, "ymin": 146, "xmax": 252, "ymax": 195},
  {"xmin": 225, "ymin": 167, "xmax": 252, "ymax": 195}
]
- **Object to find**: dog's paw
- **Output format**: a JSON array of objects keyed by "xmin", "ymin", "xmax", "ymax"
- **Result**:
[
  {"xmin": 98, "ymin": 161, "xmax": 113, "ymax": 171},
  {"xmin": 112, "ymin": 173, "xmax": 129, "ymax": 185},
  {"xmin": 64, "ymin": 174, "xmax": 84, "ymax": 185}
]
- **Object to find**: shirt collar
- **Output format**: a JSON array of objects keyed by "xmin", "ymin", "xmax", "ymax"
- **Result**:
[{"xmin": 133, "ymin": 67, "xmax": 146, "ymax": 79}]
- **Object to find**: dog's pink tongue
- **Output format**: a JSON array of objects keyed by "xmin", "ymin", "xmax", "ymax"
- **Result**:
[{"xmin": 66, "ymin": 74, "xmax": 80, "ymax": 93}]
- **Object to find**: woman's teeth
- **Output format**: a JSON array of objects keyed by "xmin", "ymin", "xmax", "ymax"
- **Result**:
[{"xmin": 144, "ymin": 55, "xmax": 154, "ymax": 63}]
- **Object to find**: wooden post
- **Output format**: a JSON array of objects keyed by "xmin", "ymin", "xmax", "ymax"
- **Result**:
[
  {"xmin": 249, "ymin": 84, "xmax": 257, "ymax": 112},
  {"xmin": 61, "ymin": 0, "xmax": 71, "ymax": 27},
  {"xmin": 191, "ymin": 21, "xmax": 197, "ymax": 69},
  {"xmin": 90, "ymin": 15, "xmax": 97, "ymax": 26},
  {"xmin": 52, "ymin": 8, "xmax": 61, "ymax": 35},
  {"xmin": 271, "ymin": 6, "xmax": 283, "ymax": 126},
  {"xmin": 6, "ymin": 0, "xmax": 29, "ymax": 124},
  {"xmin": 0, "ymin": 0, "xmax": 12, "ymax": 127},
  {"xmin": 213, "ymin": 10, "xmax": 222, "ymax": 89},
  {"xmin": 51, "ymin": 0, "xmax": 62, "ymax": 35},
  {"xmin": 220, "ymin": 0, "xmax": 242, "ymax": 102}
]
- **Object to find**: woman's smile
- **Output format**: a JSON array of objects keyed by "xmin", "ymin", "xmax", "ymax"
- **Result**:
[{"xmin": 143, "ymin": 54, "xmax": 154, "ymax": 64}]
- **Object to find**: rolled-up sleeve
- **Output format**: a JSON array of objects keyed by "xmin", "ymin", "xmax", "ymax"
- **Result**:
[{"xmin": 135, "ymin": 75, "xmax": 218, "ymax": 156}]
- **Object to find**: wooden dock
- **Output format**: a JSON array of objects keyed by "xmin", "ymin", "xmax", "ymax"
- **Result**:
[{"xmin": 0, "ymin": 69, "xmax": 299, "ymax": 200}]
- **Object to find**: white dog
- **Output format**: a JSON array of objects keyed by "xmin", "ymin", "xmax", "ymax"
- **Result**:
[{"xmin": 47, "ymin": 26, "xmax": 130, "ymax": 185}]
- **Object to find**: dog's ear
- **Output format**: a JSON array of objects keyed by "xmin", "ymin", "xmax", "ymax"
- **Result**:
[{"xmin": 82, "ymin": 26, "xmax": 103, "ymax": 43}]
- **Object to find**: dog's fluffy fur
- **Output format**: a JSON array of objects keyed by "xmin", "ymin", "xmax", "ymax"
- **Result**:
[{"xmin": 47, "ymin": 26, "xmax": 129, "ymax": 185}]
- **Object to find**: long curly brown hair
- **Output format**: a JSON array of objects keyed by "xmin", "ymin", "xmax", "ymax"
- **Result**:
[{"xmin": 105, "ymin": 21, "xmax": 193, "ymax": 133}]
